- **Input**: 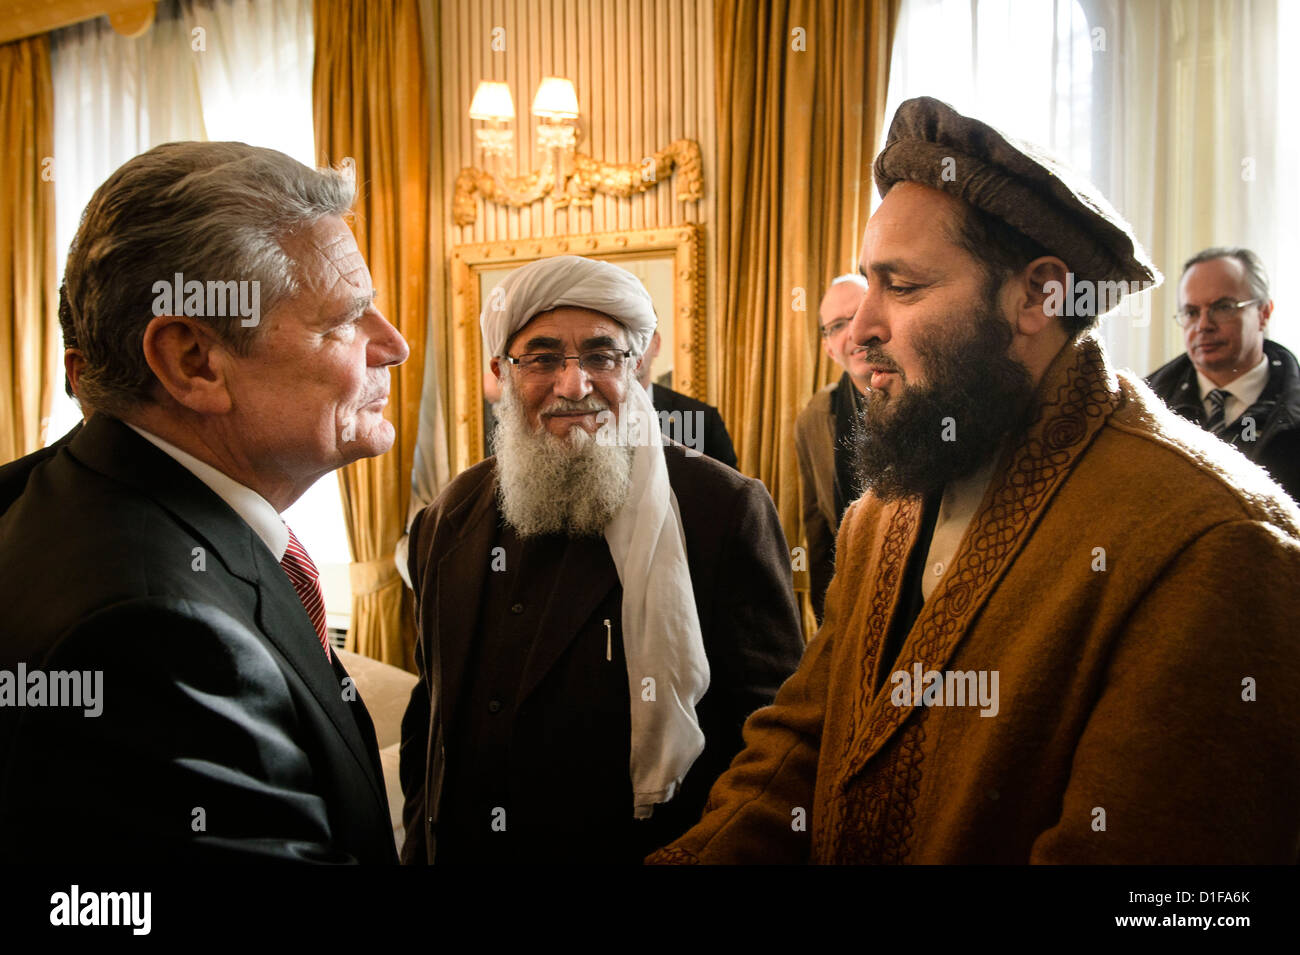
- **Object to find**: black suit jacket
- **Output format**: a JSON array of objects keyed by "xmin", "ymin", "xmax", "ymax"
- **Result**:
[
  {"xmin": 1147, "ymin": 339, "xmax": 1300, "ymax": 503},
  {"xmin": 650, "ymin": 385, "xmax": 739, "ymax": 469},
  {"xmin": 0, "ymin": 423, "xmax": 80, "ymax": 515},
  {"xmin": 399, "ymin": 445, "xmax": 804, "ymax": 863},
  {"xmin": 0, "ymin": 414, "xmax": 397, "ymax": 863}
]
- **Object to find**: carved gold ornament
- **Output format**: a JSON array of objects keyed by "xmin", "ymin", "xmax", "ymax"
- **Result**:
[{"xmin": 453, "ymin": 139, "xmax": 704, "ymax": 226}]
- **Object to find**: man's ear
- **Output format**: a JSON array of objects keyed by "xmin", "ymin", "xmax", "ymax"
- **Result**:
[
  {"xmin": 1259, "ymin": 299, "xmax": 1274, "ymax": 331},
  {"xmin": 141, "ymin": 315, "xmax": 233, "ymax": 414},
  {"xmin": 63, "ymin": 348, "xmax": 86, "ymax": 398},
  {"xmin": 1016, "ymin": 256, "xmax": 1071, "ymax": 336},
  {"xmin": 489, "ymin": 356, "xmax": 503, "ymax": 379}
]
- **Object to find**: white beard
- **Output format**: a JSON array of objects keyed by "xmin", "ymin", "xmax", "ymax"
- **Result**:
[{"xmin": 492, "ymin": 372, "xmax": 634, "ymax": 538}]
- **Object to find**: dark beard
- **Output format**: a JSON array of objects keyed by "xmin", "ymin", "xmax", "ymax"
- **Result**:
[{"xmin": 851, "ymin": 292, "xmax": 1036, "ymax": 502}]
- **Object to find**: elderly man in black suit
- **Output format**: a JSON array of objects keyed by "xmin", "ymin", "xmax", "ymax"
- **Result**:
[
  {"xmin": 399, "ymin": 255, "xmax": 803, "ymax": 864},
  {"xmin": 0, "ymin": 142, "xmax": 406, "ymax": 863},
  {"xmin": 637, "ymin": 330, "xmax": 738, "ymax": 468}
]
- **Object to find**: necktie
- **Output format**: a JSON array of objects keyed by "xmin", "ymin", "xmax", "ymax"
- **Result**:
[
  {"xmin": 1203, "ymin": 388, "xmax": 1232, "ymax": 435},
  {"xmin": 281, "ymin": 525, "xmax": 332, "ymax": 662}
]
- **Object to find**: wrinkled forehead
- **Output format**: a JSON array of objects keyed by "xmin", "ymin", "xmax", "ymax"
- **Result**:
[{"xmin": 285, "ymin": 216, "xmax": 369, "ymax": 293}]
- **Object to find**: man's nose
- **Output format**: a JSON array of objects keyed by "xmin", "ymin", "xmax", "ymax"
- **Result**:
[
  {"xmin": 849, "ymin": 286, "xmax": 885, "ymax": 348},
  {"xmin": 368, "ymin": 309, "xmax": 410, "ymax": 366},
  {"xmin": 1184, "ymin": 307, "xmax": 1214, "ymax": 334},
  {"xmin": 553, "ymin": 359, "xmax": 593, "ymax": 400}
]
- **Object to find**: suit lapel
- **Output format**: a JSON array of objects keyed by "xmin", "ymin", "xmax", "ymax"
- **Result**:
[
  {"xmin": 433, "ymin": 473, "xmax": 499, "ymax": 731},
  {"xmin": 517, "ymin": 536, "xmax": 619, "ymax": 705},
  {"xmin": 251, "ymin": 545, "xmax": 388, "ymax": 812},
  {"xmin": 332, "ymin": 651, "xmax": 384, "ymax": 771},
  {"xmin": 71, "ymin": 415, "xmax": 389, "ymax": 814},
  {"xmin": 839, "ymin": 336, "xmax": 1122, "ymax": 783}
]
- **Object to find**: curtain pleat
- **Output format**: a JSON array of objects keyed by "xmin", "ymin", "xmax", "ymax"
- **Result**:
[
  {"xmin": 0, "ymin": 34, "xmax": 57, "ymax": 465},
  {"xmin": 313, "ymin": 0, "xmax": 433, "ymax": 670},
  {"xmin": 714, "ymin": 0, "xmax": 895, "ymax": 635}
]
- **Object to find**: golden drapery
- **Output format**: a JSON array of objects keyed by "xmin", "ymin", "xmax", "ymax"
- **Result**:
[
  {"xmin": 714, "ymin": 0, "xmax": 895, "ymax": 635},
  {"xmin": 313, "ymin": 0, "xmax": 433, "ymax": 670},
  {"xmin": 0, "ymin": 34, "xmax": 56, "ymax": 465}
]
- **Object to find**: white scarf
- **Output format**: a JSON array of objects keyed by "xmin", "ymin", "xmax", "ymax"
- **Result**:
[{"xmin": 481, "ymin": 255, "xmax": 709, "ymax": 818}]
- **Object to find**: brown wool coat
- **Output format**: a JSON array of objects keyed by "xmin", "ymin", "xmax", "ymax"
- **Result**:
[
  {"xmin": 651, "ymin": 335, "xmax": 1300, "ymax": 864},
  {"xmin": 794, "ymin": 381, "xmax": 839, "ymax": 623}
]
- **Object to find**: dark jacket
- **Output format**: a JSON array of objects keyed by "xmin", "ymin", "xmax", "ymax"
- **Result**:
[
  {"xmin": 0, "ymin": 423, "xmax": 81, "ymax": 515},
  {"xmin": 0, "ymin": 414, "xmax": 397, "ymax": 863},
  {"xmin": 794, "ymin": 378, "xmax": 845, "ymax": 624},
  {"xmin": 1147, "ymin": 339, "xmax": 1300, "ymax": 503},
  {"xmin": 650, "ymin": 384, "xmax": 739, "ymax": 469},
  {"xmin": 399, "ymin": 444, "xmax": 804, "ymax": 863}
]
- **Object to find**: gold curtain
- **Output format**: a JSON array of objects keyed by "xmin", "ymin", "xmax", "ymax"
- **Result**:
[
  {"xmin": 313, "ymin": 0, "xmax": 433, "ymax": 670},
  {"xmin": 0, "ymin": 35, "xmax": 56, "ymax": 465},
  {"xmin": 714, "ymin": 0, "xmax": 895, "ymax": 635}
]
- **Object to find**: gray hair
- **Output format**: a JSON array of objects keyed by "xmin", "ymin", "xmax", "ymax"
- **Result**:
[
  {"xmin": 64, "ymin": 141, "xmax": 356, "ymax": 415},
  {"xmin": 1181, "ymin": 246, "xmax": 1271, "ymax": 302}
]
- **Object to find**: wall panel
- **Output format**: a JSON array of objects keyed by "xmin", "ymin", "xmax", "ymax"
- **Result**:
[{"xmin": 439, "ymin": 0, "xmax": 715, "ymax": 249}]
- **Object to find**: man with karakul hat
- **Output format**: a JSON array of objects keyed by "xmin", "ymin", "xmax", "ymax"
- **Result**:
[
  {"xmin": 651, "ymin": 97, "xmax": 1300, "ymax": 864},
  {"xmin": 399, "ymin": 254, "xmax": 804, "ymax": 863}
]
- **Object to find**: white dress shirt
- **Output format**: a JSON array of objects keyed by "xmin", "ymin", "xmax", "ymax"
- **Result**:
[
  {"xmin": 126, "ymin": 423, "xmax": 289, "ymax": 561},
  {"xmin": 1196, "ymin": 352, "xmax": 1270, "ymax": 426},
  {"xmin": 921, "ymin": 453, "xmax": 1002, "ymax": 602}
]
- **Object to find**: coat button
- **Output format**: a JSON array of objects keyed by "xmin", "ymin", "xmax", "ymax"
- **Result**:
[
  {"xmin": 488, "ymin": 699, "xmax": 502, "ymax": 713},
  {"xmin": 511, "ymin": 602, "xmax": 524, "ymax": 614}
]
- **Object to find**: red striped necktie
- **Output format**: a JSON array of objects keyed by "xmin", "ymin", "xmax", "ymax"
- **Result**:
[{"xmin": 281, "ymin": 525, "xmax": 331, "ymax": 662}]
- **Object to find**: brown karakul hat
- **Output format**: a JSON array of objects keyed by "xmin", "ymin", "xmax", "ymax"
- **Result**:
[{"xmin": 873, "ymin": 96, "xmax": 1162, "ymax": 292}]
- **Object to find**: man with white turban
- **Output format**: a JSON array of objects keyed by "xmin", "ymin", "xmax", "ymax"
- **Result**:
[{"xmin": 399, "ymin": 255, "xmax": 804, "ymax": 863}]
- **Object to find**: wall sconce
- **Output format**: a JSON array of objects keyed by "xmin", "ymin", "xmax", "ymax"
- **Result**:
[
  {"xmin": 455, "ymin": 75, "xmax": 703, "ymax": 226},
  {"xmin": 469, "ymin": 81, "xmax": 515, "ymax": 159},
  {"xmin": 531, "ymin": 77, "xmax": 579, "ymax": 152}
]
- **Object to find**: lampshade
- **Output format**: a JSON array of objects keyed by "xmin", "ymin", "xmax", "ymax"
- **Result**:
[
  {"xmin": 531, "ymin": 77, "xmax": 579, "ymax": 119},
  {"xmin": 469, "ymin": 81, "xmax": 515, "ymax": 121}
]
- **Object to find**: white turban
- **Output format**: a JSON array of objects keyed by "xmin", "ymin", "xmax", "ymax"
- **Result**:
[{"xmin": 481, "ymin": 255, "xmax": 709, "ymax": 819}]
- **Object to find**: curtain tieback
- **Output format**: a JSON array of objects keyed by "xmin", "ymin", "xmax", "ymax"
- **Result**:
[{"xmin": 349, "ymin": 557, "xmax": 401, "ymax": 596}]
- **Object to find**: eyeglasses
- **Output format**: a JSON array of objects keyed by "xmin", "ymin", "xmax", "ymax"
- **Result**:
[
  {"xmin": 503, "ymin": 349, "xmax": 633, "ymax": 379},
  {"xmin": 820, "ymin": 319, "xmax": 851, "ymax": 339},
  {"xmin": 1173, "ymin": 298, "xmax": 1262, "ymax": 328}
]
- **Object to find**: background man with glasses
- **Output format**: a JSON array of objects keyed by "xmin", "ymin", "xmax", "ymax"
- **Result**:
[
  {"xmin": 399, "ymin": 255, "xmax": 803, "ymax": 864},
  {"xmin": 1148, "ymin": 247, "xmax": 1300, "ymax": 501},
  {"xmin": 795, "ymin": 274, "xmax": 869, "ymax": 623}
]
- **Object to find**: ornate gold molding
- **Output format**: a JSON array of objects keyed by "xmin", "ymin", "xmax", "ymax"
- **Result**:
[
  {"xmin": 453, "ymin": 139, "xmax": 704, "ymax": 226},
  {"xmin": 449, "ymin": 225, "xmax": 706, "ymax": 475}
]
